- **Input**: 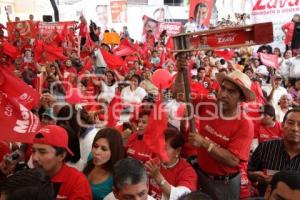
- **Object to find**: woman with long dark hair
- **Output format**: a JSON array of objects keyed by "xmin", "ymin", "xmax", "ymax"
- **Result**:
[{"xmin": 83, "ymin": 128, "xmax": 125, "ymax": 200}]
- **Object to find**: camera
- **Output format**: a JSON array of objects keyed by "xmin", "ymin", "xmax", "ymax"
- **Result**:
[
  {"xmin": 5, "ymin": 151, "xmax": 21, "ymax": 163},
  {"xmin": 4, "ymin": 150, "xmax": 29, "ymax": 173}
]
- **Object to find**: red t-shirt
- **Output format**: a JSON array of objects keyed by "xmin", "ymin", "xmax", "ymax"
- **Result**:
[
  {"xmin": 62, "ymin": 66, "xmax": 77, "ymax": 75},
  {"xmin": 254, "ymin": 121, "xmax": 282, "ymax": 143},
  {"xmin": 199, "ymin": 77, "xmax": 212, "ymax": 92},
  {"xmin": 126, "ymin": 132, "xmax": 155, "ymax": 163},
  {"xmin": 51, "ymin": 164, "xmax": 92, "ymax": 200},
  {"xmin": 282, "ymin": 21, "xmax": 295, "ymax": 45},
  {"xmin": 190, "ymin": 81, "xmax": 209, "ymax": 101},
  {"xmin": 197, "ymin": 107, "xmax": 254, "ymax": 175},
  {"xmin": 210, "ymin": 80, "xmax": 220, "ymax": 92},
  {"xmin": 78, "ymin": 23, "xmax": 87, "ymax": 37},
  {"xmin": 148, "ymin": 159, "xmax": 198, "ymax": 199}
]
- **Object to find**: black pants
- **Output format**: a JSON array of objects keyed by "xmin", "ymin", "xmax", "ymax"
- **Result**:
[
  {"xmin": 197, "ymin": 169, "xmax": 241, "ymax": 200},
  {"xmin": 80, "ymin": 37, "xmax": 86, "ymax": 48}
]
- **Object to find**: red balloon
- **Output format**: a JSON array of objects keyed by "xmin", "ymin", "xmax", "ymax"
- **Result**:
[
  {"xmin": 151, "ymin": 69, "xmax": 174, "ymax": 89},
  {"xmin": 65, "ymin": 88, "xmax": 82, "ymax": 104}
]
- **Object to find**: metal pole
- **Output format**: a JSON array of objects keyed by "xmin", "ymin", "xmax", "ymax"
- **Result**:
[{"xmin": 50, "ymin": 0, "xmax": 59, "ymax": 22}]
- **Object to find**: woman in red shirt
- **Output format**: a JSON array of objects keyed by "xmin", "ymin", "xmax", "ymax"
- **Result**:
[
  {"xmin": 126, "ymin": 109, "xmax": 154, "ymax": 163},
  {"xmin": 145, "ymin": 128, "xmax": 198, "ymax": 200}
]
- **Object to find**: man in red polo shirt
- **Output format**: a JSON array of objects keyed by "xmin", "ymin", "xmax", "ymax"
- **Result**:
[
  {"xmin": 32, "ymin": 125, "xmax": 92, "ymax": 200},
  {"xmin": 174, "ymin": 58, "xmax": 254, "ymax": 199}
]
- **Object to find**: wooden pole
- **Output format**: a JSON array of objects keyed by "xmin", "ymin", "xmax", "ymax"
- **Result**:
[{"xmin": 177, "ymin": 53, "xmax": 195, "ymax": 133}]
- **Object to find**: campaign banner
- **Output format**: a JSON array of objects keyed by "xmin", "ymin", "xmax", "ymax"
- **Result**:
[
  {"xmin": 213, "ymin": 0, "xmax": 300, "ymax": 50},
  {"xmin": 110, "ymin": 0, "xmax": 127, "ymax": 23},
  {"xmin": 38, "ymin": 21, "xmax": 76, "ymax": 38},
  {"xmin": 143, "ymin": 15, "xmax": 182, "ymax": 39},
  {"xmin": 6, "ymin": 20, "xmax": 39, "ymax": 41},
  {"xmin": 250, "ymin": 0, "xmax": 300, "ymax": 50},
  {"xmin": 158, "ymin": 22, "xmax": 182, "ymax": 36},
  {"xmin": 189, "ymin": 0, "xmax": 214, "ymax": 29}
]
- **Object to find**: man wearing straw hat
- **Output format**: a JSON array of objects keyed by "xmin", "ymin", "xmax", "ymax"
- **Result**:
[{"xmin": 174, "ymin": 58, "xmax": 255, "ymax": 200}]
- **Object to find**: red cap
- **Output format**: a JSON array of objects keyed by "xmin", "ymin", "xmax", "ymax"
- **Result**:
[{"xmin": 33, "ymin": 125, "xmax": 74, "ymax": 156}]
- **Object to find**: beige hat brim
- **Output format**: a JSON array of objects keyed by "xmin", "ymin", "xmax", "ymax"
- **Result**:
[{"xmin": 216, "ymin": 73, "xmax": 256, "ymax": 102}]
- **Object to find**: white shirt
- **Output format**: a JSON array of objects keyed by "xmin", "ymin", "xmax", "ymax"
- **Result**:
[
  {"xmin": 104, "ymin": 192, "xmax": 155, "ymax": 200},
  {"xmin": 184, "ymin": 22, "xmax": 197, "ymax": 33},
  {"xmin": 281, "ymin": 56, "xmax": 300, "ymax": 78},
  {"xmin": 262, "ymin": 85, "xmax": 288, "ymax": 108},
  {"xmin": 121, "ymin": 86, "xmax": 147, "ymax": 105},
  {"xmin": 94, "ymin": 49, "xmax": 107, "ymax": 68},
  {"xmin": 98, "ymin": 81, "xmax": 117, "ymax": 103}
]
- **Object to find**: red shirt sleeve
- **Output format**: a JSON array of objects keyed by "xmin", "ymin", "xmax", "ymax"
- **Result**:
[{"xmin": 68, "ymin": 176, "xmax": 92, "ymax": 200}]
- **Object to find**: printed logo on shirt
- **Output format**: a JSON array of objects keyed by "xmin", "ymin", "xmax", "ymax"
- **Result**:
[{"xmin": 204, "ymin": 125, "xmax": 229, "ymax": 142}]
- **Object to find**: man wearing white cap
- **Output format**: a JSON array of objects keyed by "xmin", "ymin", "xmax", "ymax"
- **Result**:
[{"xmin": 174, "ymin": 59, "xmax": 255, "ymax": 200}]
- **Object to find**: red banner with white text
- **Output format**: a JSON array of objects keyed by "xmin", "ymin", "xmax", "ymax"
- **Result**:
[
  {"xmin": 0, "ymin": 91, "xmax": 40, "ymax": 143},
  {"xmin": 142, "ymin": 15, "xmax": 182, "ymax": 39},
  {"xmin": 6, "ymin": 20, "xmax": 39, "ymax": 41},
  {"xmin": 38, "ymin": 21, "xmax": 76, "ymax": 39},
  {"xmin": 110, "ymin": 0, "xmax": 127, "ymax": 23}
]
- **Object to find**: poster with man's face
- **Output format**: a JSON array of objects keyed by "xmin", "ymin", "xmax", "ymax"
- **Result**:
[
  {"xmin": 189, "ymin": 0, "xmax": 214, "ymax": 29},
  {"xmin": 96, "ymin": 5, "xmax": 108, "ymax": 29}
]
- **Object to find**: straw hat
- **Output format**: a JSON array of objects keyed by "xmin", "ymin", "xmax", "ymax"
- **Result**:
[{"xmin": 216, "ymin": 70, "xmax": 256, "ymax": 102}]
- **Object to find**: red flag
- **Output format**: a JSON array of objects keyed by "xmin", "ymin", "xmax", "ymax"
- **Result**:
[
  {"xmin": 107, "ymin": 92, "xmax": 122, "ymax": 128},
  {"xmin": 159, "ymin": 48, "xmax": 166, "ymax": 67},
  {"xmin": 100, "ymin": 49, "xmax": 125, "ymax": 70},
  {"xmin": 43, "ymin": 43, "xmax": 67, "ymax": 62},
  {"xmin": 165, "ymin": 36, "xmax": 174, "ymax": 52},
  {"xmin": 143, "ymin": 93, "xmax": 169, "ymax": 161},
  {"xmin": 214, "ymin": 49, "xmax": 235, "ymax": 61},
  {"xmin": 251, "ymin": 81, "xmax": 267, "ymax": 104},
  {"xmin": 0, "ymin": 67, "xmax": 40, "ymax": 109},
  {"xmin": 2, "ymin": 41, "xmax": 18, "ymax": 59},
  {"xmin": 0, "ymin": 92, "xmax": 40, "ymax": 143},
  {"xmin": 259, "ymin": 53, "xmax": 279, "ymax": 69},
  {"xmin": 34, "ymin": 73, "xmax": 44, "ymax": 94},
  {"xmin": 113, "ymin": 38, "xmax": 136, "ymax": 57}
]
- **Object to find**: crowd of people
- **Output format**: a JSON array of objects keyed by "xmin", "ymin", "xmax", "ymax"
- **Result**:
[{"xmin": 0, "ymin": 11, "xmax": 300, "ymax": 200}]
